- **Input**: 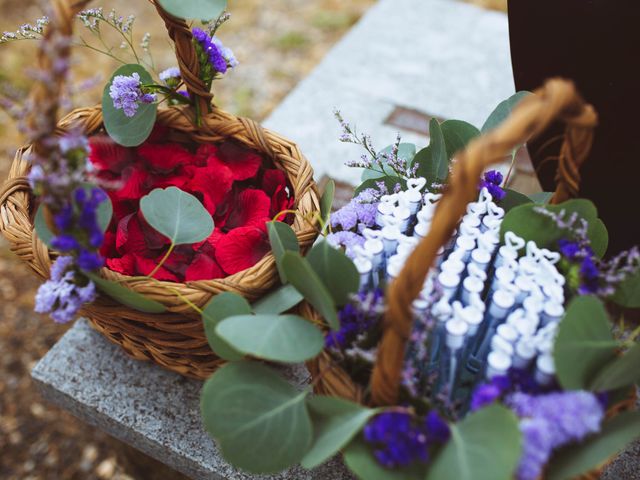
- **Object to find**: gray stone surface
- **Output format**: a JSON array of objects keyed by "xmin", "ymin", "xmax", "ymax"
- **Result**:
[
  {"xmin": 264, "ymin": 0, "xmax": 515, "ymax": 185},
  {"xmin": 31, "ymin": 320, "xmax": 351, "ymax": 480}
]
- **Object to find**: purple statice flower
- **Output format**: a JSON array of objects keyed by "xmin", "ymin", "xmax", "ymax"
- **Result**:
[
  {"xmin": 159, "ymin": 67, "xmax": 181, "ymax": 84},
  {"xmin": 326, "ymin": 231, "xmax": 365, "ymax": 258},
  {"xmin": 558, "ymin": 239, "xmax": 581, "ymax": 261},
  {"xmin": 578, "ymin": 256, "xmax": 600, "ymax": 294},
  {"xmin": 192, "ymin": 28, "xmax": 236, "ymax": 76},
  {"xmin": 507, "ymin": 391, "xmax": 604, "ymax": 480},
  {"xmin": 109, "ymin": 72, "xmax": 156, "ymax": 118},
  {"xmin": 479, "ymin": 170, "xmax": 506, "ymax": 201},
  {"xmin": 597, "ymin": 247, "xmax": 640, "ymax": 297},
  {"xmin": 330, "ymin": 203, "xmax": 358, "ymax": 231},
  {"xmin": 34, "ymin": 256, "xmax": 97, "ymax": 323},
  {"xmin": 330, "ymin": 191, "xmax": 380, "ymax": 232},
  {"xmin": 325, "ymin": 289, "xmax": 384, "ymax": 349},
  {"xmin": 424, "ymin": 411, "xmax": 450, "ymax": 444}
]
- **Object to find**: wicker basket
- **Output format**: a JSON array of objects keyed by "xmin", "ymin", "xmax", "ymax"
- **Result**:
[
  {"xmin": 305, "ymin": 79, "xmax": 635, "ymax": 478},
  {"xmin": 0, "ymin": 0, "xmax": 320, "ymax": 379}
]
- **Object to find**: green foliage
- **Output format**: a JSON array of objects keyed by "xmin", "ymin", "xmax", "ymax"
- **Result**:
[
  {"xmin": 140, "ymin": 187, "xmax": 213, "ymax": 245},
  {"xmin": 216, "ymin": 314, "xmax": 324, "ymax": 363},
  {"xmin": 553, "ymin": 296, "xmax": 617, "ymax": 390},
  {"xmin": 500, "ymin": 189, "xmax": 532, "ymax": 212},
  {"xmin": 267, "ymin": 221, "xmax": 299, "ymax": 283},
  {"xmin": 157, "ymin": 0, "xmax": 227, "ymax": 21},
  {"xmin": 355, "ymin": 176, "xmax": 405, "ymax": 196},
  {"xmin": 320, "ymin": 179, "xmax": 335, "ymax": 229},
  {"xmin": 610, "ymin": 270, "xmax": 640, "ymax": 308},
  {"xmin": 200, "ymin": 361, "xmax": 312, "ymax": 473},
  {"xmin": 482, "ymin": 91, "xmax": 531, "ymax": 133},
  {"xmin": 343, "ymin": 437, "xmax": 425, "ymax": 480},
  {"xmin": 302, "ymin": 396, "xmax": 377, "ymax": 469},
  {"xmin": 35, "ymin": 184, "xmax": 113, "ymax": 248},
  {"xmin": 102, "ymin": 64, "xmax": 158, "ymax": 147},
  {"xmin": 440, "ymin": 119, "xmax": 480, "ymax": 159},
  {"xmin": 546, "ymin": 411, "xmax": 640, "ymax": 480},
  {"xmin": 589, "ymin": 343, "xmax": 640, "ymax": 392},
  {"xmin": 500, "ymin": 199, "xmax": 608, "ymax": 258},
  {"xmin": 202, "ymin": 292, "xmax": 250, "ymax": 361},
  {"xmin": 414, "ymin": 119, "xmax": 448, "ymax": 185},
  {"xmin": 426, "ymin": 405, "xmax": 522, "ymax": 480},
  {"xmin": 252, "ymin": 284, "xmax": 303, "ymax": 314},
  {"xmin": 306, "ymin": 240, "xmax": 360, "ymax": 306},
  {"xmin": 281, "ymin": 252, "xmax": 339, "ymax": 330},
  {"xmin": 84, "ymin": 271, "xmax": 166, "ymax": 313},
  {"xmin": 529, "ymin": 192, "xmax": 553, "ymax": 204}
]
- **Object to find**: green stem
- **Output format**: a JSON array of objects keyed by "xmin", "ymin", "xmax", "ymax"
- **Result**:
[
  {"xmin": 147, "ymin": 243, "xmax": 175, "ymax": 279},
  {"xmin": 76, "ymin": 38, "xmax": 127, "ymax": 65},
  {"xmin": 503, "ymin": 149, "xmax": 518, "ymax": 188}
]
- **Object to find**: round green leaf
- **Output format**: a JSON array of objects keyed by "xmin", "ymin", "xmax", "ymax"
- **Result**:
[
  {"xmin": 102, "ymin": 64, "xmax": 158, "ymax": 147},
  {"xmin": 589, "ymin": 343, "xmax": 640, "ymax": 392},
  {"xmin": 84, "ymin": 271, "xmax": 166, "ymax": 314},
  {"xmin": 216, "ymin": 314, "xmax": 324, "ymax": 363},
  {"xmin": 343, "ymin": 437, "xmax": 425, "ymax": 480},
  {"xmin": 553, "ymin": 296, "xmax": 617, "ymax": 390},
  {"xmin": 281, "ymin": 252, "xmax": 339, "ymax": 330},
  {"xmin": 610, "ymin": 270, "xmax": 640, "ymax": 308},
  {"xmin": 202, "ymin": 292, "xmax": 250, "ymax": 361},
  {"xmin": 200, "ymin": 361, "xmax": 312, "ymax": 473},
  {"xmin": 415, "ymin": 119, "xmax": 448, "ymax": 184},
  {"xmin": 546, "ymin": 411, "xmax": 640, "ymax": 480},
  {"xmin": 482, "ymin": 91, "xmax": 531, "ymax": 133},
  {"xmin": 500, "ymin": 189, "xmax": 532, "ymax": 212},
  {"xmin": 267, "ymin": 221, "xmax": 299, "ymax": 283},
  {"xmin": 157, "ymin": 0, "xmax": 227, "ymax": 21},
  {"xmin": 306, "ymin": 240, "xmax": 360, "ymax": 306},
  {"xmin": 301, "ymin": 396, "xmax": 376, "ymax": 469},
  {"xmin": 320, "ymin": 179, "xmax": 335, "ymax": 227},
  {"xmin": 426, "ymin": 405, "xmax": 522, "ymax": 480},
  {"xmin": 440, "ymin": 119, "xmax": 480, "ymax": 160},
  {"xmin": 252, "ymin": 284, "xmax": 304, "ymax": 315},
  {"xmin": 529, "ymin": 192, "xmax": 553, "ymax": 204},
  {"xmin": 140, "ymin": 187, "xmax": 213, "ymax": 245}
]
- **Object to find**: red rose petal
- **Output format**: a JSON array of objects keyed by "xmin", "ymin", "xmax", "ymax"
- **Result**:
[
  {"xmin": 215, "ymin": 225, "xmax": 270, "ymax": 275},
  {"xmin": 133, "ymin": 255, "xmax": 179, "ymax": 282},
  {"xmin": 118, "ymin": 166, "xmax": 151, "ymax": 201},
  {"xmin": 138, "ymin": 143, "xmax": 195, "ymax": 173},
  {"xmin": 224, "ymin": 189, "xmax": 271, "ymax": 230},
  {"xmin": 185, "ymin": 160, "xmax": 234, "ymax": 215},
  {"xmin": 262, "ymin": 169, "xmax": 287, "ymax": 196},
  {"xmin": 185, "ymin": 251, "xmax": 225, "ymax": 281},
  {"xmin": 115, "ymin": 214, "xmax": 147, "ymax": 256},
  {"xmin": 100, "ymin": 230, "xmax": 118, "ymax": 258},
  {"xmin": 216, "ymin": 140, "xmax": 263, "ymax": 181},
  {"xmin": 106, "ymin": 254, "xmax": 136, "ymax": 275},
  {"xmin": 89, "ymin": 135, "xmax": 134, "ymax": 173},
  {"xmin": 195, "ymin": 144, "xmax": 219, "ymax": 166}
]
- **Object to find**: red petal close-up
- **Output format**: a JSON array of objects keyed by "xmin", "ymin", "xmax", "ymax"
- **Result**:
[
  {"xmin": 138, "ymin": 143, "xmax": 195, "ymax": 174},
  {"xmin": 89, "ymin": 135, "xmax": 135, "ymax": 173},
  {"xmin": 185, "ymin": 158, "xmax": 234, "ymax": 215},
  {"xmin": 215, "ymin": 225, "xmax": 272, "ymax": 275},
  {"xmin": 115, "ymin": 214, "xmax": 148, "ymax": 256},
  {"xmin": 214, "ymin": 141, "xmax": 263, "ymax": 181},
  {"xmin": 223, "ymin": 189, "xmax": 271, "ymax": 231},
  {"xmin": 262, "ymin": 169, "xmax": 294, "ymax": 218}
]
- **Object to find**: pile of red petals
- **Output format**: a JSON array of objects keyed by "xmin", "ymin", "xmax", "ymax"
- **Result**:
[{"xmin": 89, "ymin": 129, "xmax": 295, "ymax": 282}]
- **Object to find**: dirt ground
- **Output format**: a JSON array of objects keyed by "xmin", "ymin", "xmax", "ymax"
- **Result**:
[{"xmin": 0, "ymin": 0, "xmax": 375, "ymax": 478}]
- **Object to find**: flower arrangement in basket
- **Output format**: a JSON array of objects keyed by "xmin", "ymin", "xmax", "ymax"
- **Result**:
[
  {"xmin": 0, "ymin": 0, "xmax": 322, "ymax": 378},
  {"xmin": 197, "ymin": 80, "xmax": 640, "ymax": 479}
]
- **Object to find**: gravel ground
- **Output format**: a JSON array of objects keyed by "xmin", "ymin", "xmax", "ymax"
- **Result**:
[{"xmin": 0, "ymin": 0, "xmax": 373, "ymax": 478}]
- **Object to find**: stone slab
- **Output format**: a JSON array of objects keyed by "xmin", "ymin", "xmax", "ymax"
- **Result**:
[
  {"xmin": 264, "ymin": 0, "xmax": 516, "ymax": 185},
  {"xmin": 31, "ymin": 320, "xmax": 352, "ymax": 480}
]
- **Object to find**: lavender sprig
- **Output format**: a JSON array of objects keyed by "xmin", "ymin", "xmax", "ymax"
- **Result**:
[{"xmin": 0, "ymin": 16, "xmax": 49, "ymax": 43}]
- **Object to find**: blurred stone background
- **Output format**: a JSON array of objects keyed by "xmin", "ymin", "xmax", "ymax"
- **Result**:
[{"xmin": 0, "ymin": 0, "xmax": 505, "ymax": 478}]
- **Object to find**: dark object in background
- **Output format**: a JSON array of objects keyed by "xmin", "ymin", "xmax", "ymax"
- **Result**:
[{"xmin": 508, "ymin": 0, "xmax": 640, "ymax": 255}]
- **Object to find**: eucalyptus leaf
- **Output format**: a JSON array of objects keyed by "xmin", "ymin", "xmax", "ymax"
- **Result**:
[
  {"xmin": 202, "ymin": 292, "xmax": 250, "ymax": 361},
  {"xmin": 35, "ymin": 184, "xmax": 113, "ymax": 248},
  {"xmin": 546, "ymin": 411, "xmax": 640, "ymax": 480},
  {"xmin": 500, "ymin": 199, "xmax": 608, "ymax": 258},
  {"xmin": 267, "ymin": 221, "xmax": 299, "ymax": 283},
  {"xmin": 343, "ymin": 437, "xmax": 425, "ymax": 480},
  {"xmin": 252, "ymin": 284, "xmax": 303, "ymax": 314},
  {"xmin": 501, "ymin": 189, "xmax": 532, "ymax": 212},
  {"xmin": 281, "ymin": 252, "xmax": 339, "ymax": 330},
  {"xmin": 301, "ymin": 396, "xmax": 377, "ymax": 469},
  {"xmin": 440, "ymin": 120, "xmax": 480, "ymax": 160},
  {"xmin": 320, "ymin": 179, "xmax": 335, "ymax": 227},
  {"xmin": 426, "ymin": 405, "xmax": 521, "ymax": 480},
  {"xmin": 140, "ymin": 187, "xmax": 213, "ymax": 245},
  {"xmin": 380, "ymin": 142, "xmax": 417, "ymax": 164},
  {"xmin": 216, "ymin": 314, "xmax": 324, "ymax": 363},
  {"xmin": 589, "ymin": 342, "xmax": 640, "ymax": 392},
  {"xmin": 415, "ymin": 119, "xmax": 448, "ymax": 184},
  {"xmin": 306, "ymin": 240, "xmax": 359, "ymax": 306},
  {"xmin": 553, "ymin": 296, "xmax": 617, "ymax": 390},
  {"xmin": 355, "ymin": 176, "xmax": 405, "ymax": 196},
  {"xmin": 610, "ymin": 270, "xmax": 640, "ymax": 308},
  {"xmin": 102, "ymin": 64, "xmax": 158, "ymax": 147},
  {"xmin": 529, "ymin": 192, "xmax": 553, "ymax": 204},
  {"xmin": 482, "ymin": 91, "xmax": 531, "ymax": 133},
  {"xmin": 200, "ymin": 361, "xmax": 312, "ymax": 473},
  {"xmin": 157, "ymin": 0, "xmax": 227, "ymax": 21},
  {"xmin": 84, "ymin": 271, "xmax": 166, "ymax": 313}
]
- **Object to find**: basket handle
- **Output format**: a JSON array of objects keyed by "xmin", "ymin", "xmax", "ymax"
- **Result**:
[
  {"xmin": 150, "ymin": 0, "xmax": 214, "ymax": 116},
  {"xmin": 370, "ymin": 78, "xmax": 598, "ymax": 405}
]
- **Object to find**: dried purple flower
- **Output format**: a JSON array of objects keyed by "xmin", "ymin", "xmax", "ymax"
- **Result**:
[
  {"xmin": 479, "ymin": 170, "xmax": 506, "ymax": 201},
  {"xmin": 109, "ymin": 72, "xmax": 155, "ymax": 118}
]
